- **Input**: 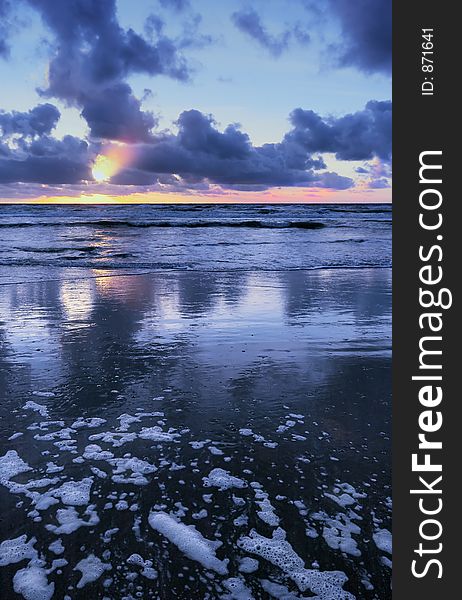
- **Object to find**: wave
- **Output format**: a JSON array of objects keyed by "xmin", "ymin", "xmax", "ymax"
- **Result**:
[
  {"xmin": 13, "ymin": 246, "xmax": 100, "ymax": 254},
  {"xmin": 0, "ymin": 220, "xmax": 326, "ymax": 230},
  {"xmin": 0, "ymin": 259, "xmax": 391, "ymax": 270}
]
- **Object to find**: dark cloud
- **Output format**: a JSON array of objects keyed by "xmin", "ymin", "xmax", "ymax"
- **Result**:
[
  {"xmin": 129, "ymin": 109, "xmax": 350, "ymax": 189},
  {"xmin": 232, "ymin": 8, "xmax": 309, "ymax": 58},
  {"xmin": 368, "ymin": 177, "xmax": 389, "ymax": 189},
  {"xmin": 286, "ymin": 100, "xmax": 391, "ymax": 162},
  {"xmin": 81, "ymin": 84, "xmax": 157, "ymax": 143},
  {"xmin": 24, "ymin": 0, "xmax": 191, "ymax": 141},
  {"xmin": 0, "ymin": 102, "xmax": 388, "ymax": 190},
  {"xmin": 176, "ymin": 110, "xmax": 251, "ymax": 159},
  {"xmin": 0, "ymin": 134, "xmax": 90, "ymax": 184},
  {"xmin": 0, "ymin": 104, "xmax": 60, "ymax": 137},
  {"xmin": 0, "ymin": 155, "xmax": 90, "ymax": 184},
  {"xmin": 330, "ymin": 0, "xmax": 391, "ymax": 74},
  {"xmin": 318, "ymin": 171, "xmax": 354, "ymax": 190},
  {"xmin": 0, "ymin": 101, "xmax": 90, "ymax": 184},
  {"xmin": 301, "ymin": 0, "xmax": 391, "ymax": 74}
]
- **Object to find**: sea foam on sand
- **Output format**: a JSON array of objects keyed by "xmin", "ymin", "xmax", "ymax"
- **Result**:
[
  {"xmin": 202, "ymin": 468, "xmax": 247, "ymax": 491},
  {"xmin": 148, "ymin": 511, "xmax": 228, "ymax": 575},
  {"xmin": 238, "ymin": 528, "xmax": 355, "ymax": 599}
]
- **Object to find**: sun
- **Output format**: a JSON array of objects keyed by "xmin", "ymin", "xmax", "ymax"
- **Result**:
[{"xmin": 92, "ymin": 154, "xmax": 119, "ymax": 182}]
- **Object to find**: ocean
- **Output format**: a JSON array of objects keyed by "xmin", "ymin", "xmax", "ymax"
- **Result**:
[
  {"xmin": 0, "ymin": 204, "xmax": 391, "ymax": 284},
  {"xmin": 0, "ymin": 204, "xmax": 392, "ymax": 599}
]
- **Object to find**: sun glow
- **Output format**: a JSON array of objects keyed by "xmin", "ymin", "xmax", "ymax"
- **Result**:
[
  {"xmin": 91, "ymin": 144, "xmax": 134, "ymax": 183},
  {"xmin": 92, "ymin": 154, "xmax": 119, "ymax": 182}
]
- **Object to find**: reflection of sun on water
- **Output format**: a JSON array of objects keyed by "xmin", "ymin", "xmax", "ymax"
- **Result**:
[{"xmin": 92, "ymin": 154, "xmax": 119, "ymax": 182}]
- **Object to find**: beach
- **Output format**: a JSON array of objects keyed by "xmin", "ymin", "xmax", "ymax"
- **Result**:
[{"xmin": 0, "ymin": 205, "xmax": 392, "ymax": 599}]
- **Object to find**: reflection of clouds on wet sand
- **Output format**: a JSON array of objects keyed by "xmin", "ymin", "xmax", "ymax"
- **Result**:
[{"xmin": 0, "ymin": 268, "xmax": 391, "ymax": 599}]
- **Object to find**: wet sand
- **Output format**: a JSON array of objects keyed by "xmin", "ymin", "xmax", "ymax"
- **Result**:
[{"xmin": 0, "ymin": 268, "xmax": 391, "ymax": 599}]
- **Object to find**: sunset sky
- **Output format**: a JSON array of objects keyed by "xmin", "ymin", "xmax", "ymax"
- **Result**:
[{"xmin": 0, "ymin": 0, "xmax": 391, "ymax": 203}]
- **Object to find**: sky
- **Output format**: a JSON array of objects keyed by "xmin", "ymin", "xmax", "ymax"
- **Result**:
[{"xmin": 0, "ymin": 0, "xmax": 391, "ymax": 203}]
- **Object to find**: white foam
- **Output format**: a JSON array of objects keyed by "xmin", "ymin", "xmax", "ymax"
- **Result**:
[
  {"xmin": 23, "ymin": 401, "xmax": 49, "ymax": 417},
  {"xmin": 254, "ymin": 489, "xmax": 279, "ymax": 527},
  {"xmin": 312, "ymin": 511, "xmax": 361, "ymax": 558},
  {"xmin": 238, "ymin": 556, "xmax": 259, "ymax": 573},
  {"xmin": 149, "ymin": 511, "xmax": 228, "ymax": 575},
  {"xmin": 239, "ymin": 429, "xmax": 254, "ymax": 437},
  {"xmin": 138, "ymin": 426, "xmax": 180, "ymax": 442},
  {"xmin": 209, "ymin": 446, "xmax": 224, "ymax": 456},
  {"xmin": 51, "ymin": 478, "xmax": 93, "ymax": 506},
  {"xmin": 0, "ymin": 451, "xmax": 32, "ymax": 485},
  {"xmin": 48, "ymin": 539, "xmax": 64, "ymax": 555},
  {"xmin": 111, "ymin": 457, "xmax": 157, "ymax": 476},
  {"xmin": 324, "ymin": 493, "xmax": 355, "ymax": 508},
  {"xmin": 222, "ymin": 577, "xmax": 255, "ymax": 599},
  {"xmin": 83, "ymin": 444, "xmax": 114, "ymax": 461},
  {"xmin": 203, "ymin": 468, "xmax": 247, "ymax": 491},
  {"xmin": 233, "ymin": 515, "xmax": 248, "ymax": 527},
  {"xmin": 91, "ymin": 467, "xmax": 108, "ymax": 479},
  {"xmin": 88, "ymin": 432, "xmax": 137, "ymax": 447},
  {"xmin": 46, "ymin": 505, "xmax": 99, "ymax": 535},
  {"xmin": 261, "ymin": 579, "xmax": 302, "ymax": 599},
  {"xmin": 0, "ymin": 535, "xmax": 37, "ymax": 566},
  {"xmin": 74, "ymin": 554, "xmax": 111, "ymax": 588},
  {"xmin": 45, "ymin": 462, "xmax": 64, "ymax": 474},
  {"xmin": 13, "ymin": 561, "xmax": 54, "ymax": 600},
  {"xmin": 373, "ymin": 529, "xmax": 392, "ymax": 554},
  {"xmin": 190, "ymin": 440, "xmax": 209, "ymax": 449},
  {"xmin": 238, "ymin": 528, "xmax": 354, "ymax": 599},
  {"xmin": 126, "ymin": 554, "xmax": 158, "ymax": 580},
  {"xmin": 117, "ymin": 414, "xmax": 142, "ymax": 432},
  {"xmin": 71, "ymin": 418, "xmax": 106, "ymax": 430}
]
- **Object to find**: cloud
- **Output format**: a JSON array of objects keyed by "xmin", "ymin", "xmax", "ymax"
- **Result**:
[
  {"xmin": 159, "ymin": 0, "xmax": 190, "ymax": 11},
  {"xmin": 368, "ymin": 177, "xmax": 389, "ymax": 189},
  {"xmin": 301, "ymin": 0, "xmax": 391, "ymax": 75},
  {"xmin": 81, "ymin": 84, "xmax": 157, "ymax": 143},
  {"xmin": 318, "ymin": 171, "xmax": 354, "ymax": 190},
  {"xmin": 286, "ymin": 100, "xmax": 391, "ymax": 161},
  {"xmin": 0, "ymin": 104, "xmax": 60, "ymax": 137},
  {"xmin": 355, "ymin": 157, "xmax": 392, "ymax": 188},
  {"xmin": 125, "ymin": 106, "xmax": 377, "ymax": 189},
  {"xmin": 129, "ymin": 101, "xmax": 390, "ymax": 188},
  {"xmin": 0, "ymin": 101, "xmax": 388, "ymax": 191},
  {"xmin": 329, "ymin": 0, "xmax": 391, "ymax": 74},
  {"xmin": 24, "ymin": 0, "xmax": 191, "ymax": 141},
  {"xmin": 0, "ymin": 134, "xmax": 91, "ymax": 184},
  {"xmin": 231, "ymin": 8, "xmax": 309, "ymax": 58},
  {"xmin": 0, "ymin": 0, "xmax": 12, "ymax": 58},
  {"xmin": 129, "ymin": 109, "xmax": 331, "ymax": 188}
]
